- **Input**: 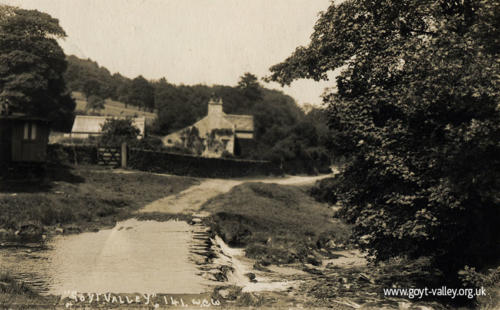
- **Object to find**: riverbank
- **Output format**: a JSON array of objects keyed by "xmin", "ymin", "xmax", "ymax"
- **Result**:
[
  {"xmin": 2, "ymin": 169, "xmax": 497, "ymax": 309},
  {"xmin": 202, "ymin": 182, "xmax": 351, "ymax": 265},
  {"xmin": 199, "ymin": 183, "xmax": 500, "ymax": 309},
  {"xmin": 0, "ymin": 165, "xmax": 198, "ymax": 242}
]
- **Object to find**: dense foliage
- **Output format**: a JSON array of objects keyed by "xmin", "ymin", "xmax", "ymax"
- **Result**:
[
  {"xmin": 99, "ymin": 118, "xmax": 140, "ymax": 147},
  {"xmin": 0, "ymin": 6, "xmax": 75, "ymax": 130},
  {"xmin": 269, "ymin": 0, "xmax": 500, "ymax": 277},
  {"xmin": 64, "ymin": 57, "xmax": 335, "ymax": 173},
  {"xmin": 128, "ymin": 148, "xmax": 281, "ymax": 178}
]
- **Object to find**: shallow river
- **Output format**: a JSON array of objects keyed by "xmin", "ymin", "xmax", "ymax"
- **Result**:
[
  {"xmin": 0, "ymin": 173, "xmax": 334, "ymax": 297},
  {"xmin": 0, "ymin": 219, "xmax": 211, "ymax": 295}
]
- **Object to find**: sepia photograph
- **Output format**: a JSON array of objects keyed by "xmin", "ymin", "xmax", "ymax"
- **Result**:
[{"xmin": 0, "ymin": 0, "xmax": 499, "ymax": 309}]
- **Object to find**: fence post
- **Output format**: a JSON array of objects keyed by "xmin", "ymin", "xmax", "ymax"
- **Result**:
[{"xmin": 121, "ymin": 142, "xmax": 127, "ymax": 168}]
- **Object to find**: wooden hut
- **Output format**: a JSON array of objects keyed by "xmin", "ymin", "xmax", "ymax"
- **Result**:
[{"xmin": 0, "ymin": 114, "xmax": 50, "ymax": 165}]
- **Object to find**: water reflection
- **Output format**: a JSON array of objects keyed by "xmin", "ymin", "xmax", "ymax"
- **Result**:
[{"xmin": 0, "ymin": 219, "xmax": 210, "ymax": 295}]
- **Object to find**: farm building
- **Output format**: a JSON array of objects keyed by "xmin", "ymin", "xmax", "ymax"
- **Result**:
[
  {"xmin": 0, "ymin": 113, "xmax": 50, "ymax": 164},
  {"xmin": 70, "ymin": 115, "xmax": 146, "ymax": 139},
  {"xmin": 162, "ymin": 98, "xmax": 254, "ymax": 157},
  {"xmin": 72, "ymin": 91, "xmax": 157, "ymax": 125}
]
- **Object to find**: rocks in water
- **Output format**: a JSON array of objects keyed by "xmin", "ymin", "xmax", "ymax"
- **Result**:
[
  {"xmin": 244, "ymin": 272, "xmax": 257, "ymax": 283},
  {"xmin": 302, "ymin": 266, "xmax": 324, "ymax": 275},
  {"xmin": 190, "ymin": 218, "xmax": 203, "ymax": 225},
  {"xmin": 259, "ymin": 257, "xmax": 271, "ymax": 266},
  {"xmin": 253, "ymin": 261, "xmax": 271, "ymax": 272},
  {"xmin": 191, "ymin": 255, "xmax": 208, "ymax": 265},
  {"xmin": 236, "ymin": 292, "xmax": 265, "ymax": 307},
  {"xmin": 213, "ymin": 265, "xmax": 234, "ymax": 282},
  {"xmin": 358, "ymin": 272, "xmax": 375, "ymax": 284},
  {"xmin": 326, "ymin": 240, "xmax": 337, "ymax": 249},
  {"xmin": 306, "ymin": 254, "xmax": 322, "ymax": 266},
  {"xmin": 218, "ymin": 289, "xmax": 230, "ymax": 299},
  {"xmin": 213, "ymin": 286, "xmax": 241, "ymax": 301}
]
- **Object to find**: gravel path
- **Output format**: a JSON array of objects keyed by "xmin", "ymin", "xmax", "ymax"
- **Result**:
[{"xmin": 138, "ymin": 173, "xmax": 332, "ymax": 215}]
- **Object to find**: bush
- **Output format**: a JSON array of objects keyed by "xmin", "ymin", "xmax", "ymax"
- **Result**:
[
  {"xmin": 99, "ymin": 118, "xmax": 140, "ymax": 147},
  {"xmin": 129, "ymin": 135, "xmax": 163, "ymax": 151},
  {"xmin": 47, "ymin": 144, "xmax": 98, "ymax": 165},
  {"xmin": 309, "ymin": 177, "xmax": 340, "ymax": 205},
  {"xmin": 128, "ymin": 148, "xmax": 281, "ymax": 178},
  {"xmin": 458, "ymin": 266, "xmax": 500, "ymax": 308}
]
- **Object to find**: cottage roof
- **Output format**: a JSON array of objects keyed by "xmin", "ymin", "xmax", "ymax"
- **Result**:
[
  {"xmin": 224, "ymin": 114, "xmax": 254, "ymax": 132},
  {"xmin": 71, "ymin": 115, "xmax": 145, "ymax": 136}
]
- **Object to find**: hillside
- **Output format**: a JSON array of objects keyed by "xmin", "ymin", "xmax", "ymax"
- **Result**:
[
  {"xmin": 64, "ymin": 55, "xmax": 335, "ymax": 173},
  {"xmin": 72, "ymin": 92, "xmax": 157, "ymax": 125}
]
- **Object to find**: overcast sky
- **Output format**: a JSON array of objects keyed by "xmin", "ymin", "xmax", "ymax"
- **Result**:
[{"xmin": 2, "ymin": 0, "xmax": 336, "ymax": 105}]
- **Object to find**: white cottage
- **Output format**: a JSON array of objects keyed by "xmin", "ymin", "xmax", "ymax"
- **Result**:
[{"xmin": 162, "ymin": 98, "xmax": 254, "ymax": 157}]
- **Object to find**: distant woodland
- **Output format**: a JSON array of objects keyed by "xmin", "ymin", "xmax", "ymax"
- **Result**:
[{"xmin": 64, "ymin": 55, "xmax": 336, "ymax": 172}]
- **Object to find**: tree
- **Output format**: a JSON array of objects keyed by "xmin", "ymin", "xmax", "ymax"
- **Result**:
[
  {"xmin": 82, "ymin": 79, "xmax": 101, "ymax": 100},
  {"xmin": 269, "ymin": 0, "xmax": 500, "ymax": 277},
  {"xmin": 237, "ymin": 72, "xmax": 262, "ymax": 102},
  {"xmin": 60, "ymin": 55, "xmax": 335, "ymax": 173},
  {"xmin": 86, "ymin": 95, "xmax": 105, "ymax": 112},
  {"xmin": 126, "ymin": 75, "xmax": 155, "ymax": 111},
  {"xmin": 0, "ymin": 5, "xmax": 75, "ymax": 130},
  {"xmin": 100, "ymin": 118, "xmax": 140, "ymax": 146}
]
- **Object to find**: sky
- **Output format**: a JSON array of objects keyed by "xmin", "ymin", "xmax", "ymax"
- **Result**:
[{"xmin": 1, "ymin": 0, "xmax": 337, "ymax": 106}]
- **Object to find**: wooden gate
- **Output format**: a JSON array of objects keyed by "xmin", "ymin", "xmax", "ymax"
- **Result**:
[{"xmin": 97, "ymin": 146, "xmax": 121, "ymax": 167}]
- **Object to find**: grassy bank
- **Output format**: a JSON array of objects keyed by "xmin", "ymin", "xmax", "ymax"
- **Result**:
[
  {"xmin": 201, "ymin": 182, "xmax": 351, "ymax": 265},
  {"xmin": 0, "ymin": 165, "xmax": 197, "ymax": 241},
  {"xmin": 0, "ymin": 272, "xmax": 58, "ymax": 306}
]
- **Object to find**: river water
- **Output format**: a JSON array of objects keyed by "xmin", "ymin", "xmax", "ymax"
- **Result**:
[
  {"xmin": 0, "ymin": 173, "xmax": 334, "ymax": 297},
  {"xmin": 0, "ymin": 219, "xmax": 211, "ymax": 295}
]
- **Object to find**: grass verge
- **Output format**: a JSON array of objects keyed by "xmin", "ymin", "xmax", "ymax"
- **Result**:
[
  {"xmin": 201, "ymin": 182, "xmax": 351, "ymax": 265},
  {"xmin": 0, "ymin": 272, "xmax": 58, "ymax": 306},
  {"xmin": 0, "ymin": 165, "xmax": 198, "ymax": 241}
]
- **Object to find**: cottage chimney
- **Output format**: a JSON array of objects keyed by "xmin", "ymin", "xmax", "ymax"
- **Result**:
[{"xmin": 208, "ymin": 97, "xmax": 223, "ymax": 115}]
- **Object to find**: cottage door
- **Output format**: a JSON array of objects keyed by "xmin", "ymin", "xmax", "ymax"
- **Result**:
[
  {"xmin": 0, "ymin": 120, "xmax": 12, "ymax": 162},
  {"xmin": 10, "ymin": 122, "xmax": 23, "ymax": 161}
]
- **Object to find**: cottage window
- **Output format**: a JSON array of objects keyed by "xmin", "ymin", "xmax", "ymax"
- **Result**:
[
  {"xmin": 23, "ymin": 122, "xmax": 37, "ymax": 140},
  {"xmin": 31, "ymin": 123, "xmax": 37, "ymax": 140},
  {"xmin": 24, "ymin": 123, "xmax": 29, "ymax": 139}
]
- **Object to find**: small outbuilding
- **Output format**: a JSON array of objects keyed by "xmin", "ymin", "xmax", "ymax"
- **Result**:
[{"xmin": 0, "ymin": 114, "xmax": 50, "ymax": 164}]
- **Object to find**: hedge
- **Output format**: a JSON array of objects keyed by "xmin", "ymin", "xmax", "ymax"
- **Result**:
[
  {"xmin": 47, "ymin": 144, "xmax": 98, "ymax": 165},
  {"xmin": 46, "ymin": 144, "xmax": 282, "ymax": 178},
  {"xmin": 128, "ymin": 148, "xmax": 282, "ymax": 178}
]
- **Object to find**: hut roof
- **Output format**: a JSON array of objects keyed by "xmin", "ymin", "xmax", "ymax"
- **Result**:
[{"xmin": 0, "ymin": 113, "xmax": 49, "ymax": 122}]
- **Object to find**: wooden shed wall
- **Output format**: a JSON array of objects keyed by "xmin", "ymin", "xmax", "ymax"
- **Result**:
[
  {"xmin": 10, "ymin": 120, "xmax": 49, "ymax": 163},
  {"xmin": 0, "ymin": 120, "xmax": 12, "ymax": 162}
]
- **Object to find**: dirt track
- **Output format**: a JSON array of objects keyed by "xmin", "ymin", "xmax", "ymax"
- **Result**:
[{"xmin": 138, "ymin": 173, "xmax": 332, "ymax": 215}]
